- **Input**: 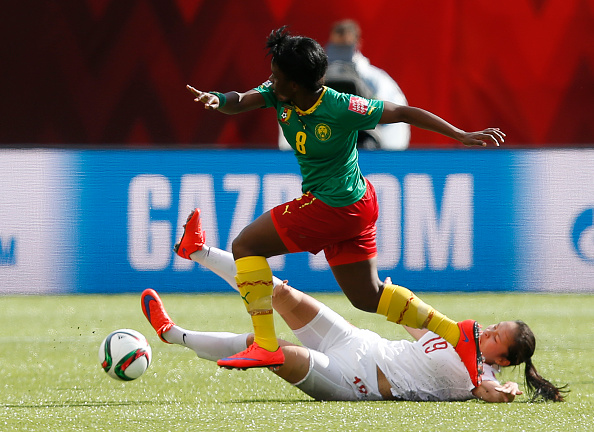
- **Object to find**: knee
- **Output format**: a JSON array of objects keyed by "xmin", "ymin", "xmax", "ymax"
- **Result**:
[
  {"xmin": 273, "ymin": 280, "xmax": 290, "ymax": 297},
  {"xmin": 231, "ymin": 235, "xmax": 249, "ymax": 259},
  {"xmin": 272, "ymin": 281, "xmax": 295, "ymax": 311}
]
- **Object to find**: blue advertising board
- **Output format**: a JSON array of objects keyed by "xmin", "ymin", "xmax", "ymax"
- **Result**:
[
  {"xmin": 2, "ymin": 148, "xmax": 593, "ymax": 295},
  {"xmin": 71, "ymin": 149, "xmax": 517, "ymax": 294}
]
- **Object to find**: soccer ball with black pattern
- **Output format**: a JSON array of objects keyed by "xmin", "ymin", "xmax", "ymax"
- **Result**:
[{"xmin": 98, "ymin": 329, "xmax": 152, "ymax": 381}]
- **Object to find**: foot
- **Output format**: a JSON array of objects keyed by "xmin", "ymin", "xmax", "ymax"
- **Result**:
[
  {"xmin": 141, "ymin": 289, "xmax": 175, "ymax": 343},
  {"xmin": 217, "ymin": 343, "xmax": 285, "ymax": 370},
  {"xmin": 454, "ymin": 320, "xmax": 484, "ymax": 387},
  {"xmin": 173, "ymin": 208, "xmax": 205, "ymax": 260}
]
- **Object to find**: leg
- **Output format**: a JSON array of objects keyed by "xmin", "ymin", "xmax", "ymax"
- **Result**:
[
  {"xmin": 375, "ymin": 281, "xmax": 485, "ymax": 387},
  {"xmin": 277, "ymin": 293, "xmax": 384, "ymax": 401},
  {"xmin": 326, "ymin": 261, "xmax": 461, "ymax": 346},
  {"xmin": 174, "ymin": 208, "xmax": 285, "ymax": 366},
  {"xmin": 330, "ymin": 258, "xmax": 460, "ymax": 343},
  {"xmin": 272, "ymin": 284, "xmax": 375, "ymax": 399},
  {"xmin": 141, "ymin": 288, "xmax": 251, "ymax": 360},
  {"xmin": 326, "ymin": 231, "xmax": 459, "ymax": 333},
  {"xmin": 140, "ymin": 288, "xmax": 355, "ymax": 397},
  {"xmin": 219, "ymin": 212, "xmax": 289, "ymax": 368},
  {"xmin": 142, "ymin": 288, "xmax": 309, "ymax": 379},
  {"xmin": 167, "ymin": 328, "xmax": 251, "ymax": 362}
]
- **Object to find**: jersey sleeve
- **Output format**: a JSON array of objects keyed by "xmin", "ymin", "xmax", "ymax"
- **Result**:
[
  {"xmin": 336, "ymin": 93, "xmax": 384, "ymax": 131},
  {"xmin": 254, "ymin": 80, "xmax": 277, "ymax": 108}
]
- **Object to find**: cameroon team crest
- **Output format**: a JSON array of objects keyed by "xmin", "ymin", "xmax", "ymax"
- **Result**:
[
  {"xmin": 315, "ymin": 123, "xmax": 331, "ymax": 141},
  {"xmin": 280, "ymin": 106, "xmax": 292, "ymax": 124}
]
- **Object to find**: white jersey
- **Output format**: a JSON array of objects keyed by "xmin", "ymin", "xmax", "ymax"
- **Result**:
[
  {"xmin": 293, "ymin": 305, "xmax": 500, "ymax": 402},
  {"xmin": 373, "ymin": 331, "xmax": 500, "ymax": 401}
]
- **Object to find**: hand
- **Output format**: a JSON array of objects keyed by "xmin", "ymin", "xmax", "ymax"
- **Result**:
[
  {"xmin": 494, "ymin": 381, "xmax": 523, "ymax": 402},
  {"xmin": 186, "ymin": 85, "xmax": 220, "ymax": 110},
  {"xmin": 460, "ymin": 128, "xmax": 506, "ymax": 147}
]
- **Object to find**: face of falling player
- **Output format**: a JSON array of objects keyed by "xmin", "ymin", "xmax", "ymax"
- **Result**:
[{"xmin": 479, "ymin": 321, "xmax": 518, "ymax": 366}]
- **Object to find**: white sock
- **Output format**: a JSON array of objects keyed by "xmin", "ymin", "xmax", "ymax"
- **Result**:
[
  {"xmin": 190, "ymin": 245, "xmax": 283, "ymax": 291},
  {"xmin": 163, "ymin": 325, "xmax": 250, "ymax": 361}
]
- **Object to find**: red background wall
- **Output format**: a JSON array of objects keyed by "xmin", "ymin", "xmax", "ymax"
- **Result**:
[{"xmin": 2, "ymin": 0, "xmax": 593, "ymax": 148}]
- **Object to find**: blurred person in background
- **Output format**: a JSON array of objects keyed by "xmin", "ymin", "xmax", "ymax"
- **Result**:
[{"xmin": 325, "ymin": 19, "xmax": 410, "ymax": 150}]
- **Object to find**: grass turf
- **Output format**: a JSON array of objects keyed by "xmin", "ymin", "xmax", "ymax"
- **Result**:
[{"xmin": 0, "ymin": 292, "xmax": 592, "ymax": 431}]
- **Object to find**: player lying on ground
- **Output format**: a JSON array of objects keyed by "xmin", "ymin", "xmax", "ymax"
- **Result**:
[
  {"xmin": 141, "ymin": 245, "xmax": 566, "ymax": 402},
  {"xmin": 175, "ymin": 209, "xmax": 485, "ymax": 385},
  {"xmin": 183, "ymin": 26, "xmax": 505, "ymax": 378}
]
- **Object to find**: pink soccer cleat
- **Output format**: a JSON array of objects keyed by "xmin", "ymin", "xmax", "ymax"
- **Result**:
[
  {"xmin": 217, "ymin": 343, "xmax": 285, "ymax": 370},
  {"xmin": 454, "ymin": 320, "xmax": 484, "ymax": 387},
  {"xmin": 141, "ymin": 289, "xmax": 175, "ymax": 344},
  {"xmin": 174, "ymin": 208, "xmax": 205, "ymax": 260}
]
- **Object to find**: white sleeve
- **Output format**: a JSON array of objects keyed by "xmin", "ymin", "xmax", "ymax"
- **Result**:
[
  {"xmin": 278, "ymin": 125, "xmax": 292, "ymax": 150},
  {"xmin": 481, "ymin": 364, "xmax": 501, "ymax": 384},
  {"xmin": 354, "ymin": 56, "xmax": 410, "ymax": 150}
]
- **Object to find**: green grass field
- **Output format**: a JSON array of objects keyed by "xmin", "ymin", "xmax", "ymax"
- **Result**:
[{"xmin": 1, "ymin": 292, "xmax": 592, "ymax": 431}]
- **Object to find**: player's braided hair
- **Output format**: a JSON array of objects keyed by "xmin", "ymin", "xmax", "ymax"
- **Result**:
[
  {"xmin": 506, "ymin": 320, "xmax": 568, "ymax": 402},
  {"xmin": 265, "ymin": 26, "xmax": 327, "ymax": 92}
]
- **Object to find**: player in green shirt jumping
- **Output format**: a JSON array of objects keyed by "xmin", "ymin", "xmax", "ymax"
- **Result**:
[{"xmin": 170, "ymin": 26, "xmax": 504, "ymax": 386}]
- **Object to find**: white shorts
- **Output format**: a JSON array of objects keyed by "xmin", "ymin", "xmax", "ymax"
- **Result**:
[{"xmin": 291, "ymin": 305, "xmax": 383, "ymax": 401}]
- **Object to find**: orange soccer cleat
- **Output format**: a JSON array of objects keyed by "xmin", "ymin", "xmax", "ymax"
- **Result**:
[
  {"xmin": 174, "ymin": 208, "xmax": 205, "ymax": 260},
  {"xmin": 141, "ymin": 289, "xmax": 175, "ymax": 344},
  {"xmin": 217, "ymin": 343, "xmax": 285, "ymax": 370}
]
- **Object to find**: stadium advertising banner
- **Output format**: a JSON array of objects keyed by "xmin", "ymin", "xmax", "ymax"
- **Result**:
[
  {"xmin": 0, "ymin": 149, "xmax": 593, "ymax": 294},
  {"xmin": 0, "ymin": 150, "xmax": 77, "ymax": 294}
]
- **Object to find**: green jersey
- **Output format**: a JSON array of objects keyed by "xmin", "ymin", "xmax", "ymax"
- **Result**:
[{"xmin": 256, "ymin": 82, "xmax": 384, "ymax": 207}]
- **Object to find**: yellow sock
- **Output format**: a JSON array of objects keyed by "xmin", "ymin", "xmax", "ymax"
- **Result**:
[
  {"xmin": 235, "ymin": 256, "xmax": 278, "ymax": 352},
  {"xmin": 427, "ymin": 314, "xmax": 461, "ymax": 346},
  {"xmin": 377, "ymin": 284, "xmax": 461, "ymax": 346}
]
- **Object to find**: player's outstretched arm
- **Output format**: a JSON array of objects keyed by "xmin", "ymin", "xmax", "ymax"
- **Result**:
[
  {"xmin": 186, "ymin": 85, "xmax": 265, "ymax": 115},
  {"xmin": 472, "ymin": 380, "xmax": 523, "ymax": 403},
  {"xmin": 379, "ymin": 102, "xmax": 505, "ymax": 147}
]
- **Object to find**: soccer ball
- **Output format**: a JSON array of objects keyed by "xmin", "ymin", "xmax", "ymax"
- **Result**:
[{"xmin": 98, "ymin": 329, "xmax": 152, "ymax": 381}]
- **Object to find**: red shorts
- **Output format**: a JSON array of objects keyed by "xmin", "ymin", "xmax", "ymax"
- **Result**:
[{"xmin": 270, "ymin": 179, "xmax": 378, "ymax": 266}]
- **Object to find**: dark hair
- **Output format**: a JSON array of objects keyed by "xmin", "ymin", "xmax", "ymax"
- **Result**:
[
  {"xmin": 506, "ymin": 320, "xmax": 568, "ymax": 402},
  {"xmin": 266, "ymin": 26, "xmax": 328, "ymax": 92}
]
